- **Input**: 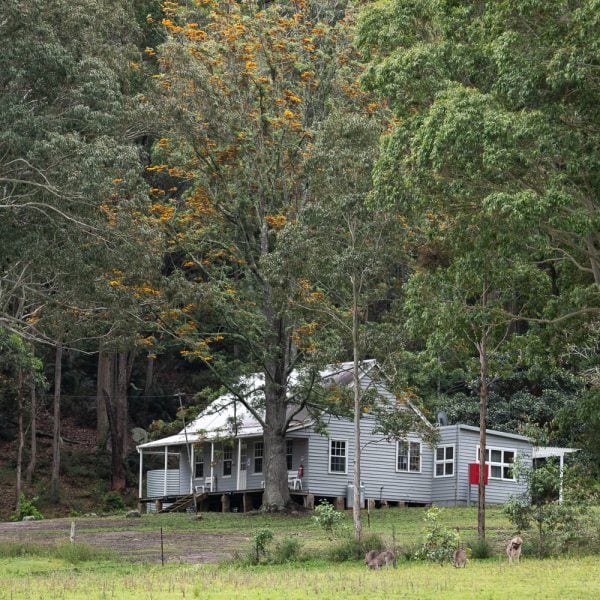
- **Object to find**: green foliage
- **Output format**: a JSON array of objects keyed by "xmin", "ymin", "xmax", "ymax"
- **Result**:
[
  {"xmin": 326, "ymin": 531, "xmax": 385, "ymax": 562},
  {"xmin": 250, "ymin": 529, "xmax": 274, "ymax": 565},
  {"xmin": 469, "ymin": 539, "xmax": 494, "ymax": 559},
  {"xmin": 504, "ymin": 462, "xmax": 592, "ymax": 556},
  {"xmin": 313, "ymin": 501, "xmax": 344, "ymax": 538},
  {"xmin": 416, "ymin": 507, "xmax": 460, "ymax": 564},
  {"xmin": 271, "ymin": 536, "xmax": 303, "ymax": 564},
  {"xmin": 101, "ymin": 491, "xmax": 126, "ymax": 513},
  {"xmin": 10, "ymin": 494, "xmax": 43, "ymax": 522}
]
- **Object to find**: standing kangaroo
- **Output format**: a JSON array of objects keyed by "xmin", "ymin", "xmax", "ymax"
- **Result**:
[{"xmin": 453, "ymin": 548, "xmax": 467, "ymax": 568}]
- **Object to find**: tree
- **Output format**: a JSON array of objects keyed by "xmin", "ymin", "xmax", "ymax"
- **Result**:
[
  {"xmin": 148, "ymin": 0, "xmax": 364, "ymax": 508},
  {"xmin": 356, "ymin": 0, "xmax": 576, "ymax": 540}
]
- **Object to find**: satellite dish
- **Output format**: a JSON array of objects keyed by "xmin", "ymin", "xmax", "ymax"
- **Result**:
[{"xmin": 436, "ymin": 411, "xmax": 449, "ymax": 427}]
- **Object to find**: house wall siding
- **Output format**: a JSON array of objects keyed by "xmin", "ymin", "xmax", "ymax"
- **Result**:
[
  {"xmin": 305, "ymin": 414, "xmax": 433, "ymax": 505},
  {"xmin": 449, "ymin": 427, "xmax": 532, "ymax": 506},
  {"xmin": 432, "ymin": 426, "xmax": 460, "ymax": 505}
]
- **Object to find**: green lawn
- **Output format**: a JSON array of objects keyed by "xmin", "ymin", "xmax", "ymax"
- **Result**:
[
  {"xmin": 1, "ymin": 506, "xmax": 598, "ymax": 599},
  {"xmin": 1, "ymin": 557, "xmax": 599, "ymax": 599}
]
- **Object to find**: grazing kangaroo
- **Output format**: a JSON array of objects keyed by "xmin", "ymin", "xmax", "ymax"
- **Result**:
[
  {"xmin": 366, "ymin": 550, "xmax": 397, "ymax": 570},
  {"xmin": 453, "ymin": 548, "xmax": 467, "ymax": 568},
  {"xmin": 506, "ymin": 536, "xmax": 523, "ymax": 564}
]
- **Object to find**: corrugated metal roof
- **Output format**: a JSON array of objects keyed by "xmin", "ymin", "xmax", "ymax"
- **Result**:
[{"xmin": 138, "ymin": 360, "xmax": 378, "ymax": 450}]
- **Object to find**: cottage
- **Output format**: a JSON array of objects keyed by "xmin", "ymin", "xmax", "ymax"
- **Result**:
[{"xmin": 137, "ymin": 360, "xmax": 551, "ymax": 512}]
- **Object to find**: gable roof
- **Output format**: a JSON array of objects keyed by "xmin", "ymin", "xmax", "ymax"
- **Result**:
[{"xmin": 137, "ymin": 359, "xmax": 422, "ymax": 450}]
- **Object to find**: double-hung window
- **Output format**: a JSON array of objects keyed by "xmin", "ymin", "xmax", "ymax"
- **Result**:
[
  {"xmin": 434, "ymin": 445, "xmax": 454, "ymax": 477},
  {"xmin": 286, "ymin": 440, "xmax": 293, "ymax": 471},
  {"xmin": 195, "ymin": 455, "xmax": 204, "ymax": 479},
  {"xmin": 329, "ymin": 439, "xmax": 347, "ymax": 474},
  {"xmin": 254, "ymin": 441, "xmax": 263, "ymax": 474},
  {"xmin": 476, "ymin": 446, "xmax": 516, "ymax": 480},
  {"xmin": 222, "ymin": 445, "xmax": 233, "ymax": 477},
  {"xmin": 397, "ymin": 441, "xmax": 421, "ymax": 473}
]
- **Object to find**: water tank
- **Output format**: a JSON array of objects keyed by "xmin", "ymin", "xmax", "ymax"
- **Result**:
[{"xmin": 346, "ymin": 481, "xmax": 365, "ymax": 508}]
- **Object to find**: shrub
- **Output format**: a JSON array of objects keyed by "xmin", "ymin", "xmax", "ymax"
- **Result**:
[
  {"xmin": 271, "ymin": 536, "xmax": 303, "ymax": 564},
  {"xmin": 313, "ymin": 500, "xmax": 344, "ymax": 538},
  {"xmin": 10, "ymin": 493, "xmax": 43, "ymax": 521},
  {"xmin": 469, "ymin": 539, "xmax": 494, "ymax": 559},
  {"xmin": 504, "ymin": 462, "xmax": 591, "ymax": 557},
  {"xmin": 415, "ymin": 506, "xmax": 459, "ymax": 564},
  {"xmin": 326, "ymin": 531, "xmax": 385, "ymax": 562},
  {"xmin": 249, "ymin": 528, "xmax": 274, "ymax": 564},
  {"xmin": 102, "ymin": 491, "xmax": 125, "ymax": 513}
]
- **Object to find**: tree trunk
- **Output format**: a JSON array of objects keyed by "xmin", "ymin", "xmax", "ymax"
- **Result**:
[
  {"xmin": 143, "ymin": 353, "xmax": 154, "ymax": 398},
  {"xmin": 15, "ymin": 368, "xmax": 24, "ymax": 513},
  {"xmin": 25, "ymin": 384, "xmax": 37, "ymax": 486},
  {"xmin": 477, "ymin": 333, "xmax": 488, "ymax": 543},
  {"xmin": 351, "ymin": 273, "xmax": 362, "ymax": 541},
  {"xmin": 102, "ymin": 351, "xmax": 133, "ymax": 493},
  {"xmin": 96, "ymin": 349, "xmax": 112, "ymax": 446},
  {"xmin": 117, "ymin": 351, "xmax": 133, "ymax": 458},
  {"xmin": 262, "ymin": 374, "xmax": 290, "ymax": 509},
  {"xmin": 51, "ymin": 342, "xmax": 63, "ymax": 496}
]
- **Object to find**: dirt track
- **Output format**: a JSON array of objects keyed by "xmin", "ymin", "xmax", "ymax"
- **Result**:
[{"xmin": 0, "ymin": 516, "xmax": 248, "ymax": 564}]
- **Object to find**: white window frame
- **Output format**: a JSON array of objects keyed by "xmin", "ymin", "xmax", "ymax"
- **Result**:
[
  {"xmin": 328, "ymin": 439, "xmax": 347, "ymax": 474},
  {"xmin": 286, "ymin": 439, "xmax": 293, "ymax": 471},
  {"xmin": 222, "ymin": 444, "xmax": 233, "ymax": 477},
  {"xmin": 434, "ymin": 445, "xmax": 455, "ymax": 478},
  {"xmin": 396, "ymin": 440, "xmax": 422, "ymax": 473},
  {"xmin": 476, "ymin": 445, "xmax": 516, "ymax": 481},
  {"xmin": 195, "ymin": 455, "xmax": 204, "ymax": 479},
  {"xmin": 254, "ymin": 441, "xmax": 263, "ymax": 474}
]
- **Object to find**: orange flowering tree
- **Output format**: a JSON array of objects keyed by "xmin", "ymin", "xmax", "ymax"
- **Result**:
[{"xmin": 147, "ymin": 0, "xmax": 368, "ymax": 508}]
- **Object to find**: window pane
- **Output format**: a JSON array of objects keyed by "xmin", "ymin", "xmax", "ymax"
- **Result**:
[
  {"xmin": 503, "ymin": 466, "xmax": 513, "ymax": 480},
  {"xmin": 254, "ymin": 442, "xmax": 263, "ymax": 473},
  {"xmin": 504, "ymin": 451, "xmax": 515, "ymax": 464},
  {"xmin": 491, "ymin": 450, "xmax": 502, "ymax": 462},
  {"xmin": 397, "ymin": 456, "xmax": 408, "ymax": 471},
  {"xmin": 398, "ymin": 441, "xmax": 408, "ymax": 457},
  {"xmin": 491, "ymin": 465, "xmax": 501, "ymax": 478},
  {"xmin": 409, "ymin": 443, "xmax": 420, "ymax": 471},
  {"xmin": 446, "ymin": 446, "xmax": 454, "ymax": 460},
  {"xmin": 436, "ymin": 448, "xmax": 444, "ymax": 461},
  {"xmin": 195, "ymin": 461, "xmax": 204, "ymax": 478},
  {"xmin": 331, "ymin": 456, "xmax": 345, "ymax": 472},
  {"xmin": 445, "ymin": 463, "xmax": 454, "ymax": 476},
  {"xmin": 436, "ymin": 463, "xmax": 444, "ymax": 476}
]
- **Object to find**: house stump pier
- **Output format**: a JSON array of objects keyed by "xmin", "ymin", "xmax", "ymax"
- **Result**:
[{"xmin": 221, "ymin": 494, "xmax": 230, "ymax": 513}]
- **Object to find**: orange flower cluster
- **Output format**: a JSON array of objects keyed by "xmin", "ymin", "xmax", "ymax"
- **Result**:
[{"xmin": 265, "ymin": 214, "xmax": 287, "ymax": 229}]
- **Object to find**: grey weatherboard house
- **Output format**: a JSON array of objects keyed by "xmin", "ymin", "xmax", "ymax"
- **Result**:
[{"xmin": 137, "ymin": 360, "xmax": 541, "ymax": 512}]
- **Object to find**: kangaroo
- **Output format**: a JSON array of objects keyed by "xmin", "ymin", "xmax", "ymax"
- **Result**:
[
  {"xmin": 506, "ymin": 536, "xmax": 523, "ymax": 564},
  {"xmin": 453, "ymin": 548, "xmax": 467, "ymax": 568},
  {"xmin": 367, "ymin": 550, "xmax": 396, "ymax": 570}
]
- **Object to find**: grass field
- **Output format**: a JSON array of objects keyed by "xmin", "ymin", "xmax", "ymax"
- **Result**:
[
  {"xmin": 1, "ymin": 556, "xmax": 599, "ymax": 599},
  {"xmin": 1, "ymin": 506, "xmax": 598, "ymax": 599}
]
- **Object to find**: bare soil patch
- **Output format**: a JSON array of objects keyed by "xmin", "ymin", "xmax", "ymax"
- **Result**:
[{"xmin": 0, "ymin": 516, "xmax": 247, "ymax": 564}]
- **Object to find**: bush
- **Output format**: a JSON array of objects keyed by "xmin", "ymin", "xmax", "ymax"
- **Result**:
[
  {"xmin": 313, "ymin": 500, "xmax": 344, "ymax": 538},
  {"xmin": 271, "ymin": 536, "xmax": 303, "ymax": 564},
  {"xmin": 326, "ymin": 532, "xmax": 385, "ymax": 562},
  {"xmin": 469, "ymin": 539, "xmax": 494, "ymax": 559},
  {"xmin": 10, "ymin": 493, "xmax": 43, "ymax": 521},
  {"xmin": 504, "ymin": 462, "xmax": 591, "ymax": 557},
  {"xmin": 102, "ymin": 491, "xmax": 125, "ymax": 513},
  {"xmin": 415, "ymin": 507, "xmax": 459, "ymax": 564},
  {"xmin": 248, "ymin": 528, "xmax": 274, "ymax": 565}
]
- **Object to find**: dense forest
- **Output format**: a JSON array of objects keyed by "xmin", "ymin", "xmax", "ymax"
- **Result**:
[{"xmin": 0, "ymin": 0, "xmax": 598, "ymax": 517}]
